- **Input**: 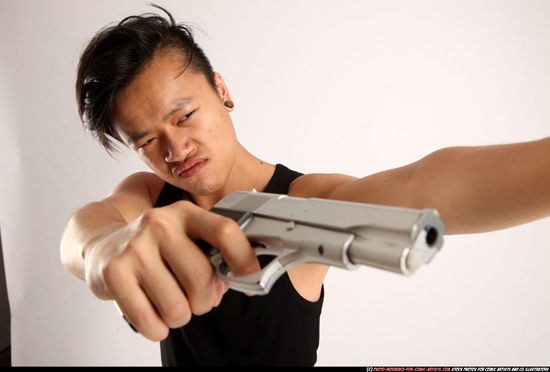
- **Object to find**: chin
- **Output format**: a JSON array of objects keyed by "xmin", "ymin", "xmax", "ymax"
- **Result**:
[{"xmin": 182, "ymin": 178, "xmax": 223, "ymax": 197}]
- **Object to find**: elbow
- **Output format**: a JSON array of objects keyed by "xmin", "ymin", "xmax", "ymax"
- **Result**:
[
  {"xmin": 59, "ymin": 215, "xmax": 86, "ymax": 281},
  {"xmin": 59, "ymin": 230, "xmax": 72, "ymax": 272}
]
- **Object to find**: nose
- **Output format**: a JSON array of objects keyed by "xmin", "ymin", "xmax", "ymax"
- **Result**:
[{"xmin": 164, "ymin": 130, "xmax": 194, "ymax": 163}]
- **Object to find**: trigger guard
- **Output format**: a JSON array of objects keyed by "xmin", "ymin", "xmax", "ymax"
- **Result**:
[{"xmin": 209, "ymin": 248, "xmax": 297, "ymax": 295}]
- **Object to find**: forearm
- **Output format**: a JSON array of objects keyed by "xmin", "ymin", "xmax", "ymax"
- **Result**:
[
  {"xmin": 420, "ymin": 138, "xmax": 550, "ymax": 234},
  {"xmin": 329, "ymin": 138, "xmax": 550, "ymax": 234},
  {"xmin": 60, "ymin": 201, "xmax": 127, "ymax": 281}
]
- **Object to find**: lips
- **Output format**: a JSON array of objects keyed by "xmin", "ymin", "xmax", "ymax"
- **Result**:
[{"xmin": 174, "ymin": 158, "xmax": 207, "ymax": 178}]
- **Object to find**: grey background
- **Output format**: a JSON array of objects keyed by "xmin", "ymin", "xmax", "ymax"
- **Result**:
[{"xmin": 1, "ymin": 0, "xmax": 549, "ymax": 366}]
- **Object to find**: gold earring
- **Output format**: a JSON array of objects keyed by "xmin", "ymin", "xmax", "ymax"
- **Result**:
[{"xmin": 224, "ymin": 100, "xmax": 234, "ymax": 109}]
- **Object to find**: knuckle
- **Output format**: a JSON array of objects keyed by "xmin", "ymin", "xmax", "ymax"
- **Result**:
[
  {"xmin": 114, "ymin": 240, "xmax": 153, "ymax": 276},
  {"xmin": 207, "ymin": 216, "xmax": 259, "ymax": 276},
  {"xmin": 189, "ymin": 296, "xmax": 215, "ymax": 317},
  {"xmin": 121, "ymin": 239, "xmax": 141, "ymax": 257},
  {"xmin": 139, "ymin": 208, "xmax": 169, "ymax": 233},
  {"xmin": 212, "ymin": 216, "xmax": 241, "ymax": 243},
  {"xmin": 162, "ymin": 300, "xmax": 192, "ymax": 328},
  {"xmin": 192, "ymin": 304, "xmax": 214, "ymax": 317},
  {"xmin": 127, "ymin": 242, "xmax": 157, "ymax": 273},
  {"xmin": 89, "ymin": 256, "xmax": 129, "ymax": 300},
  {"xmin": 101, "ymin": 255, "xmax": 127, "ymax": 285},
  {"xmin": 174, "ymin": 199, "xmax": 194, "ymax": 210},
  {"xmin": 169, "ymin": 200, "xmax": 196, "ymax": 218},
  {"xmin": 186, "ymin": 279, "xmax": 218, "ymax": 316},
  {"xmin": 132, "ymin": 313, "xmax": 169, "ymax": 341},
  {"xmin": 186, "ymin": 273, "xmax": 213, "ymax": 297}
]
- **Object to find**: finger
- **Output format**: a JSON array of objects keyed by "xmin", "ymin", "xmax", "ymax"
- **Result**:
[
  {"xmin": 110, "ymin": 280, "xmax": 169, "ymax": 341},
  {"xmin": 134, "ymin": 205, "xmax": 221, "ymax": 316},
  {"xmin": 158, "ymin": 234, "xmax": 222, "ymax": 315},
  {"xmin": 102, "ymin": 253, "xmax": 170, "ymax": 341},
  {"xmin": 213, "ymin": 278, "xmax": 229, "ymax": 307},
  {"xmin": 137, "ymin": 257, "xmax": 193, "ymax": 328},
  {"xmin": 185, "ymin": 207, "xmax": 261, "ymax": 277},
  {"xmin": 114, "ymin": 301, "xmax": 138, "ymax": 333}
]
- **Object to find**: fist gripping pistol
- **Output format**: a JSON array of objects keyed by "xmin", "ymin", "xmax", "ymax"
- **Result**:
[
  {"xmin": 206, "ymin": 191, "xmax": 444, "ymax": 295},
  {"xmin": 116, "ymin": 191, "xmax": 445, "ymax": 331}
]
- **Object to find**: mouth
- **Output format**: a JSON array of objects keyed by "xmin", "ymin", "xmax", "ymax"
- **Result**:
[{"xmin": 174, "ymin": 158, "xmax": 208, "ymax": 178}]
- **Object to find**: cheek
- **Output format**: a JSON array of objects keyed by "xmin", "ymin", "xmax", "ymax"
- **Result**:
[
  {"xmin": 212, "ymin": 125, "xmax": 235, "ymax": 154},
  {"xmin": 204, "ymin": 111, "xmax": 236, "ymax": 146},
  {"xmin": 136, "ymin": 151, "xmax": 166, "ymax": 173}
]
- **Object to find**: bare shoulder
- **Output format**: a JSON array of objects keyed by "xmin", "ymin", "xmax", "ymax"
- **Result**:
[
  {"xmin": 109, "ymin": 171, "xmax": 165, "ymax": 201},
  {"xmin": 286, "ymin": 172, "xmax": 358, "ymax": 301},
  {"xmin": 289, "ymin": 172, "xmax": 358, "ymax": 199},
  {"xmin": 105, "ymin": 171, "xmax": 166, "ymax": 222}
]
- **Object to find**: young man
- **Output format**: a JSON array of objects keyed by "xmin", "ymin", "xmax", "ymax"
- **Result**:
[{"xmin": 60, "ymin": 7, "xmax": 550, "ymax": 366}]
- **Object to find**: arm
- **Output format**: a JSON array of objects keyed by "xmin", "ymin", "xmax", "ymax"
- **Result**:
[
  {"xmin": 60, "ymin": 172, "xmax": 155, "ymax": 281},
  {"xmin": 294, "ymin": 138, "xmax": 550, "ymax": 235},
  {"xmin": 60, "ymin": 172, "xmax": 259, "ymax": 341}
]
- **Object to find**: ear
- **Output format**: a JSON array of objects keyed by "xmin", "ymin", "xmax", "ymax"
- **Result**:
[{"xmin": 213, "ymin": 72, "xmax": 235, "ymax": 111}]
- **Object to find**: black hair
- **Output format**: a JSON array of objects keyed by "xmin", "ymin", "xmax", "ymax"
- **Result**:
[{"xmin": 75, "ymin": 4, "xmax": 215, "ymax": 154}]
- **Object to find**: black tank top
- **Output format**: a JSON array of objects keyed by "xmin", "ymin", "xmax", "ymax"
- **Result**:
[{"xmin": 156, "ymin": 164, "xmax": 324, "ymax": 366}]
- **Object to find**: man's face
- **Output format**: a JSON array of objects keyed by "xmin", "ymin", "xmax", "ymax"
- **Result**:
[{"xmin": 111, "ymin": 51, "xmax": 238, "ymax": 196}]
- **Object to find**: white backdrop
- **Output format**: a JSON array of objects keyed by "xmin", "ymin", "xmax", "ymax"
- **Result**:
[{"xmin": 1, "ymin": 0, "xmax": 549, "ymax": 366}]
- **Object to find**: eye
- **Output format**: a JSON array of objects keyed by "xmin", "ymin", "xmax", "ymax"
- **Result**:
[
  {"xmin": 178, "ymin": 110, "xmax": 194, "ymax": 124},
  {"xmin": 138, "ymin": 138, "xmax": 156, "ymax": 149}
]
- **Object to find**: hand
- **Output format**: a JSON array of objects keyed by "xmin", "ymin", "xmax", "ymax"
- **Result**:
[{"xmin": 83, "ymin": 200, "xmax": 260, "ymax": 341}]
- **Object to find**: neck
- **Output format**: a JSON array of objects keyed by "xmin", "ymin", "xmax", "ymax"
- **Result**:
[{"xmin": 192, "ymin": 144, "xmax": 276, "ymax": 210}]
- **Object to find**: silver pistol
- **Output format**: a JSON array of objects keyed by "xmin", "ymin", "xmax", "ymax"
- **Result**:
[{"xmin": 206, "ymin": 191, "xmax": 444, "ymax": 295}]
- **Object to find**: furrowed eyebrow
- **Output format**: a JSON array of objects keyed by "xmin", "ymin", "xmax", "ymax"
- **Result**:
[
  {"xmin": 124, "ymin": 97, "xmax": 197, "ymax": 146},
  {"xmin": 126, "ymin": 130, "xmax": 152, "ymax": 146},
  {"xmin": 162, "ymin": 97, "xmax": 196, "ymax": 122}
]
